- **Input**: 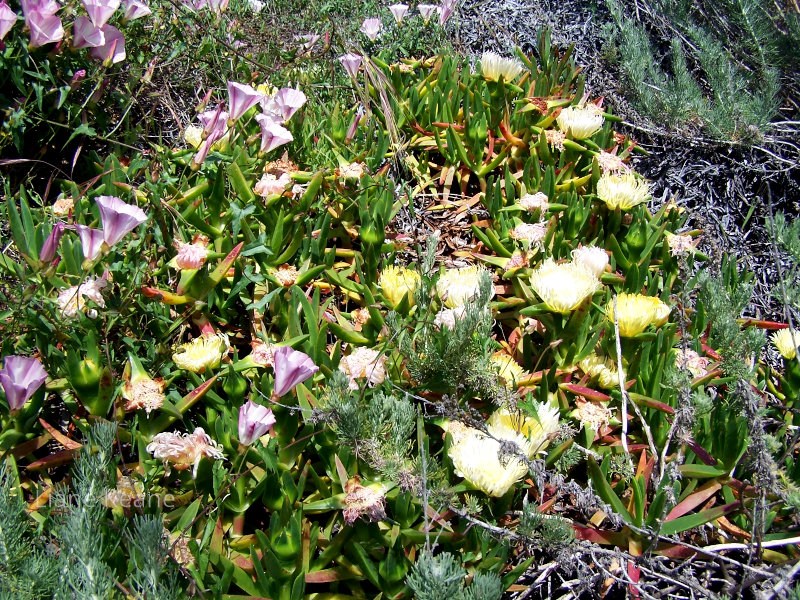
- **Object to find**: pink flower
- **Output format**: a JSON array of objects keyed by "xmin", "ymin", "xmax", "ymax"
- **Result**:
[
  {"xmin": 0, "ymin": 2, "xmax": 17, "ymax": 41},
  {"xmin": 173, "ymin": 238, "xmax": 209, "ymax": 269},
  {"xmin": 121, "ymin": 0, "xmax": 150, "ymax": 20},
  {"xmin": 27, "ymin": 11, "xmax": 63, "ymax": 47},
  {"xmin": 417, "ymin": 3, "xmax": 437, "ymax": 24},
  {"xmin": 198, "ymin": 105, "xmax": 228, "ymax": 136},
  {"xmin": 21, "ymin": 0, "xmax": 59, "ymax": 19},
  {"xmin": 75, "ymin": 224, "xmax": 105, "ymax": 260},
  {"xmin": 294, "ymin": 33, "xmax": 319, "ymax": 51},
  {"xmin": 39, "ymin": 222, "xmax": 70, "ymax": 263},
  {"xmin": 388, "ymin": 4, "xmax": 408, "ymax": 24},
  {"xmin": 227, "ymin": 81, "xmax": 263, "ymax": 121},
  {"xmin": 206, "ymin": 0, "xmax": 227, "ymax": 13},
  {"xmin": 272, "ymin": 346, "xmax": 318, "ymax": 397},
  {"xmin": 238, "ymin": 400, "xmax": 276, "ymax": 445},
  {"xmin": 272, "ymin": 88, "xmax": 306, "ymax": 122},
  {"xmin": 82, "ymin": 0, "xmax": 120, "ymax": 27},
  {"xmin": 360, "ymin": 17, "xmax": 381, "ymax": 41},
  {"xmin": 72, "ymin": 16, "xmax": 104, "ymax": 48},
  {"xmin": 88, "ymin": 24, "xmax": 125, "ymax": 64},
  {"xmin": 338, "ymin": 53, "xmax": 362, "ymax": 78},
  {"xmin": 191, "ymin": 128, "xmax": 223, "ymax": 169},
  {"xmin": 146, "ymin": 427, "xmax": 224, "ymax": 477},
  {"xmin": 0, "ymin": 355, "xmax": 48, "ymax": 413},
  {"xmin": 438, "ymin": 0, "xmax": 457, "ymax": 25},
  {"xmin": 96, "ymin": 195, "xmax": 147, "ymax": 246},
  {"xmin": 254, "ymin": 172, "xmax": 291, "ymax": 197},
  {"xmin": 255, "ymin": 114, "xmax": 293, "ymax": 153}
]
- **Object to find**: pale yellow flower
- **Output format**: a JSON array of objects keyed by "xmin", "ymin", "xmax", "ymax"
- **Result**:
[
  {"xmin": 122, "ymin": 376, "xmax": 165, "ymax": 415},
  {"xmin": 486, "ymin": 404, "xmax": 560, "ymax": 458},
  {"xmin": 596, "ymin": 172, "xmax": 651, "ymax": 210},
  {"xmin": 606, "ymin": 294, "xmax": 670, "ymax": 337},
  {"xmin": 529, "ymin": 259, "xmax": 602, "ymax": 313},
  {"xmin": 595, "ymin": 150, "xmax": 630, "ymax": 173},
  {"xmin": 183, "ymin": 125, "xmax": 204, "ymax": 149},
  {"xmin": 172, "ymin": 334, "xmax": 229, "ymax": 373},
  {"xmin": 556, "ymin": 104, "xmax": 604, "ymax": 140},
  {"xmin": 480, "ymin": 51, "xmax": 524, "ymax": 82},
  {"xmin": 436, "ymin": 265, "xmax": 493, "ymax": 308},
  {"xmin": 490, "ymin": 352, "xmax": 525, "ymax": 388},
  {"xmin": 571, "ymin": 246, "xmax": 609, "ymax": 278},
  {"xmin": 379, "ymin": 266, "xmax": 421, "ymax": 308},
  {"xmin": 579, "ymin": 352, "xmax": 624, "ymax": 389},
  {"xmin": 772, "ymin": 328, "xmax": 800, "ymax": 360}
]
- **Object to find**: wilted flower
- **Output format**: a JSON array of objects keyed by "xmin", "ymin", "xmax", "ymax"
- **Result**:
[
  {"xmin": 675, "ymin": 348, "xmax": 710, "ymax": 377},
  {"xmin": 254, "ymin": 172, "xmax": 291, "ymax": 197},
  {"xmin": 388, "ymin": 3, "xmax": 408, "ymax": 23},
  {"xmin": 360, "ymin": 17, "xmax": 382, "ymax": 41},
  {"xmin": 666, "ymin": 232, "xmax": 697, "ymax": 257},
  {"xmin": 172, "ymin": 333, "xmax": 229, "ymax": 373},
  {"xmin": 571, "ymin": 245, "xmax": 609, "ymax": 278},
  {"xmin": 121, "ymin": 0, "xmax": 150, "ymax": 20},
  {"xmin": 556, "ymin": 104, "xmax": 604, "ymax": 140},
  {"xmin": 88, "ymin": 24, "xmax": 126, "ymax": 64},
  {"xmin": 339, "ymin": 347, "xmax": 387, "ymax": 390},
  {"xmin": 597, "ymin": 172, "xmax": 651, "ymax": 211},
  {"xmin": 771, "ymin": 328, "xmax": 800, "ymax": 360},
  {"xmin": 227, "ymin": 81, "xmax": 263, "ymax": 122},
  {"xmin": 433, "ymin": 306, "xmax": 465, "ymax": 330},
  {"xmin": 417, "ymin": 3, "xmax": 437, "ymax": 24},
  {"xmin": 518, "ymin": 192, "xmax": 549, "ymax": 213},
  {"xmin": 436, "ymin": 264, "xmax": 493, "ymax": 308},
  {"xmin": 480, "ymin": 51, "xmax": 524, "ymax": 82},
  {"xmin": 529, "ymin": 259, "xmax": 602, "ymax": 313},
  {"xmin": 490, "ymin": 352, "xmax": 525, "ymax": 388},
  {"xmin": 96, "ymin": 195, "xmax": 147, "ymax": 247},
  {"xmin": 338, "ymin": 53, "xmax": 362, "ymax": 78},
  {"xmin": 52, "ymin": 194, "xmax": 74, "ymax": 216},
  {"xmin": 545, "ymin": 129, "xmax": 566, "ymax": 151},
  {"xmin": 272, "ymin": 346, "xmax": 318, "ymax": 397},
  {"xmin": 487, "ymin": 404, "xmax": 560, "ymax": 457},
  {"xmin": 343, "ymin": 476, "xmax": 386, "ymax": 525},
  {"xmin": 272, "ymin": 263, "xmax": 299, "ymax": 286},
  {"xmin": 606, "ymin": 293, "xmax": 670, "ymax": 337},
  {"xmin": 0, "ymin": 2, "xmax": 16, "ymax": 41},
  {"xmin": 101, "ymin": 476, "xmax": 144, "ymax": 509},
  {"xmin": 58, "ymin": 276, "xmax": 107, "ymax": 318},
  {"xmin": 572, "ymin": 397, "xmax": 612, "ymax": 431},
  {"xmin": 255, "ymin": 114, "xmax": 293, "ymax": 153},
  {"xmin": 173, "ymin": 237, "xmax": 209, "ymax": 270},
  {"xmin": 248, "ymin": 340, "xmax": 275, "ymax": 367},
  {"xmin": 0, "ymin": 355, "xmax": 48, "ymax": 413},
  {"xmin": 379, "ymin": 265, "xmax": 421, "ymax": 308},
  {"xmin": 596, "ymin": 150, "xmax": 630, "ymax": 174},
  {"xmin": 122, "ymin": 355, "xmax": 165, "ymax": 415},
  {"xmin": 339, "ymin": 162, "xmax": 365, "ymax": 180},
  {"xmin": 238, "ymin": 400, "xmax": 276, "ymax": 445},
  {"xmin": 146, "ymin": 427, "xmax": 224, "ymax": 477},
  {"xmin": 509, "ymin": 222, "xmax": 548, "ymax": 244},
  {"xmin": 294, "ymin": 33, "xmax": 319, "ymax": 51}
]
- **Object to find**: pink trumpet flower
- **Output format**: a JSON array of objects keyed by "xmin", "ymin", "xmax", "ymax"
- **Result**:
[
  {"xmin": 0, "ymin": 2, "xmax": 17, "ymax": 41},
  {"xmin": 206, "ymin": 0, "xmax": 227, "ymax": 13},
  {"xmin": 198, "ymin": 105, "xmax": 228, "ymax": 137},
  {"xmin": 88, "ymin": 24, "xmax": 125, "ymax": 64},
  {"xmin": 255, "ymin": 114, "xmax": 293, "ymax": 153},
  {"xmin": 338, "ymin": 53, "xmax": 362, "ymax": 79},
  {"xmin": 83, "ymin": 0, "xmax": 120, "ymax": 27},
  {"xmin": 191, "ymin": 128, "xmax": 223, "ymax": 169},
  {"xmin": 72, "ymin": 16, "xmax": 104, "ymax": 48},
  {"xmin": 21, "ymin": 0, "xmax": 59, "ymax": 19},
  {"xmin": 75, "ymin": 224, "xmax": 105, "ymax": 260},
  {"xmin": 417, "ymin": 3, "xmax": 437, "ymax": 24},
  {"xmin": 227, "ymin": 81, "xmax": 263, "ymax": 122},
  {"xmin": 360, "ymin": 17, "xmax": 381, "ymax": 41},
  {"xmin": 121, "ymin": 0, "xmax": 150, "ymax": 20},
  {"xmin": 272, "ymin": 346, "xmax": 318, "ymax": 398},
  {"xmin": 388, "ymin": 4, "xmax": 408, "ymax": 24},
  {"xmin": 294, "ymin": 33, "xmax": 319, "ymax": 52},
  {"xmin": 39, "ymin": 222, "xmax": 70, "ymax": 263},
  {"xmin": 0, "ymin": 355, "xmax": 48, "ymax": 413},
  {"xmin": 438, "ymin": 0, "xmax": 457, "ymax": 25},
  {"xmin": 273, "ymin": 88, "xmax": 306, "ymax": 122},
  {"xmin": 96, "ymin": 195, "xmax": 147, "ymax": 246},
  {"xmin": 238, "ymin": 400, "xmax": 276, "ymax": 445},
  {"xmin": 27, "ymin": 11, "xmax": 64, "ymax": 47}
]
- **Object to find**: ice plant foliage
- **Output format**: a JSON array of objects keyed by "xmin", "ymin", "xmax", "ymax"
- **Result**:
[
  {"xmin": 529, "ymin": 259, "xmax": 603, "ymax": 313},
  {"xmin": 0, "ymin": 356, "xmax": 48, "ymax": 413},
  {"xmin": 238, "ymin": 400, "xmax": 276, "ymax": 445}
]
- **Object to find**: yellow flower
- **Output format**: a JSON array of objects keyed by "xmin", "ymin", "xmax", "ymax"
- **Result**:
[
  {"xmin": 490, "ymin": 352, "xmax": 525, "ymax": 388},
  {"xmin": 556, "ymin": 104, "xmax": 604, "ymax": 140},
  {"xmin": 184, "ymin": 125, "xmax": 204, "ymax": 149},
  {"xmin": 379, "ymin": 266, "xmax": 421, "ymax": 308},
  {"xmin": 597, "ymin": 172, "xmax": 651, "ymax": 210},
  {"xmin": 772, "ymin": 328, "xmax": 800, "ymax": 360},
  {"xmin": 172, "ymin": 334, "xmax": 229, "ymax": 373},
  {"xmin": 480, "ymin": 51, "xmax": 524, "ymax": 82},
  {"xmin": 122, "ymin": 376, "xmax": 165, "ymax": 415},
  {"xmin": 436, "ymin": 265, "xmax": 493, "ymax": 308},
  {"xmin": 606, "ymin": 294, "xmax": 670, "ymax": 337},
  {"xmin": 579, "ymin": 352, "xmax": 623, "ymax": 389},
  {"xmin": 486, "ymin": 404, "xmax": 560, "ymax": 458},
  {"xmin": 529, "ymin": 259, "xmax": 602, "ymax": 313}
]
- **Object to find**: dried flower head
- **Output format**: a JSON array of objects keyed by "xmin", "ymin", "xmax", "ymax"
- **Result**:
[
  {"xmin": 556, "ymin": 104, "xmax": 604, "ymax": 140},
  {"xmin": 607, "ymin": 293, "xmax": 670, "ymax": 337},
  {"xmin": 146, "ymin": 427, "xmax": 224, "ymax": 477},
  {"xmin": 545, "ymin": 129, "xmax": 566, "ymax": 151},
  {"xmin": 595, "ymin": 150, "xmax": 630, "ymax": 174},
  {"xmin": 772, "ymin": 328, "xmax": 800, "ymax": 360},
  {"xmin": 490, "ymin": 352, "xmax": 525, "ymax": 388},
  {"xmin": 518, "ymin": 192, "xmax": 549, "ymax": 213},
  {"xmin": 249, "ymin": 340, "xmax": 275, "ymax": 367},
  {"xmin": 529, "ymin": 259, "xmax": 602, "ymax": 313},
  {"xmin": 102, "ymin": 476, "xmax": 145, "ymax": 509},
  {"xmin": 57, "ymin": 277, "xmax": 108, "ymax": 318},
  {"xmin": 172, "ymin": 333, "xmax": 229, "ymax": 373},
  {"xmin": 571, "ymin": 245, "xmax": 609, "ymax": 278},
  {"xmin": 343, "ymin": 476, "xmax": 386, "ymax": 524},
  {"xmin": 573, "ymin": 397, "xmax": 612, "ymax": 431},
  {"xmin": 272, "ymin": 263, "xmax": 299, "ymax": 287},
  {"xmin": 675, "ymin": 348, "xmax": 710, "ymax": 377},
  {"xmin": 173, "ymin": 237, "xmax": 209, "ymax": 270},
  {"xmin": 666, "ymin": 232, "xmax": 697, "ymax": 257},
  {"xmin": 339, "ymin": 347, "xmax": 388, "ymax": 390},
  {"xmin": 52, "ymin": 194, "xmax": 75, "ymax": 216},
  {"xmin": 255, "ymin": 172, "xmax": 292, "ymax": 197},
  {"xmin": 480, "ymin": 51, "xmax": 524, "ymax": 82},
  {"xmin": 436, "ymin": 264, "xmax": 493, "ymax": 308},
  {"xmin": 509, "ymin": 222, "xmax": 548, "ymax": 244},
  {"xmin": 122, "ymin": 375, "xmax": 165, "ymax": 415},
  {"xmin": 339, "ymin": 162, "xmax": 365, "ymax": 180},
  {"xmin": 597, "ymin": 172, "xmax": 651, "ymax": 211},
  {"xmin": 379, "ymin": 265, "xmax": 421, "ymax": 308}
]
